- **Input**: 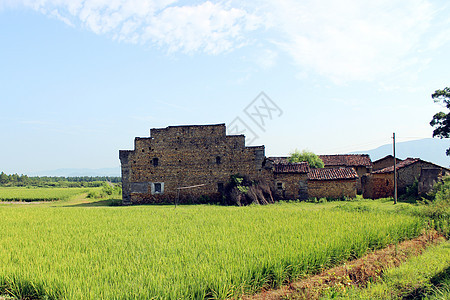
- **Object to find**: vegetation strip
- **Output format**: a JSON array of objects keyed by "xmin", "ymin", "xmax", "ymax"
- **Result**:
[
  {"xmin": 0, "ymin": 202, "xmax": 422, "ymax": 299},
  {"xmin": 340, "ymin": 240, "xmax": 450, "ymax": 299},
  {"xmin": 0, "ymin": 187, "xmax": 93, "ymax": 202},
  {"xmin": 245, "ymin": 231, "xmax": 445, "ymax": 300}
]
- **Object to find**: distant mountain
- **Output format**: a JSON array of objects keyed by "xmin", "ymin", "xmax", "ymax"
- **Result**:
[
  {"xmin": 29, "ymin": 167, "xmax": 121, "ymax": 177},
  {"xmin": 352, "ymin": 138, "xmax": 449, "ymax": 167}
]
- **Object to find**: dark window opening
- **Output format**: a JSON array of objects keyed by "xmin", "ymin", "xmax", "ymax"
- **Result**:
[
  {"xmin": 153, "ymin": 158, "xmax": 159, "ymax": 167},
  {"xmin": 277, "ymin": 182, "xmax": 283, "ymax": 190},
  {"xmin": 217, "ymin": 182, "xmax": 224, "ymax": 193},
  {"xmin": 386, "ymin": 179, "xmax": 389, "ymax": 186},
  {"xmin": 154, "ymin": 183, "xmax": 162, "ymax": 193},
  {"xmin": 142, "ymin": 149, "xmax": 145, "ymax": 152},
  {"xmin": 216, "ymin": 156, "xmax": 221, "ymax": 164}
]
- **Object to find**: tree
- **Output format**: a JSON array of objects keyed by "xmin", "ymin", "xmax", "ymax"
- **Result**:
[
  {"xmin": 430, "ymin": 87, "xmax": 450, "ymax": 156},
  {"xmin": 288, "ymin": 149, "xmax": 324, "ymax": 168}
]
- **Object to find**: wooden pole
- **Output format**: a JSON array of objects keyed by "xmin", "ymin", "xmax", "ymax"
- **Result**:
[{"xmin": 393, "ymin": 132, "xmax": 397, "ymax": 204}]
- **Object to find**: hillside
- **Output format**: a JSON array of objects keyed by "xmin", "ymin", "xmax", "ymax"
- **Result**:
[{"xmin": 352, "ymin": 138, "xmax": 449, "ymax": 167}]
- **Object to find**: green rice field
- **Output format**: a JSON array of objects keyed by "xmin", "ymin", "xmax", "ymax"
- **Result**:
[
  {"xmin": 0, "ymin": 187, "xmax": 94, "ymax": 202},
  {"xmin": 0, "ymin": 201, "xmax": 424, "ymax": 299}
]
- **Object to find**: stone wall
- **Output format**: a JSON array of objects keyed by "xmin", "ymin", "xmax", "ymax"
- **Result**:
[
  {"xmin": 308, "ymin": 179, "xmax": 357, "ymax": 199},
  {"xmin": 418, "ymin": 168, "xmax": 441, "ymax": 194},
  {"xmin": 362, "ymin": 173, "xmax": 394, "ymax": 199},
  {"xmin": 354, "ymin": 166, "xmax": 370, "ymax": 193},
  {"xmin": 362, "ymin": 161, "xmax": 449, "ymax": 199},
  {"xmin": 119, "ymin": 124, "xmax": 272, "ymax": 205},
  {"xmin": 273, "ymin": 173, "xmax": 308, "ymax": 200},
  {"xmin": 373, "ymin": 156, "xmax": 399, "ymax": 171}
]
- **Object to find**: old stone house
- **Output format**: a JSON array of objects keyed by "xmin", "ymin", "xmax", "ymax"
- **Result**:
[
  {"xmin": 119, "ymin": 124, "xmax": 271, "ymax": 205},
  {"xmin": 318, "ymin": 154, "xmax": 373, "ymax": 193},
  {"xmin": 272, "ymin": 162, "xmax": 310, "ymax": 200},
  {"xmin": 307, "ymin": 168, "xmax": 358, "ymax": 199},
  {"xmin": 120, "ymin": 124, "xmax": 370, "ymax": 204},
  {"xmin": 362, "ymin": 158, "xmax": 450, "ymax": 199}
]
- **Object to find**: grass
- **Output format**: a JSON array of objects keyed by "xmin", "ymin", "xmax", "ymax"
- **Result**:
[
  {"xmin": 0, "ymin": 200, "xmax": 424, "ymax": 299},
  {"xmin": 325, "ymin": 240, "xmax": 450, "ymax": 299},
  {"xmin": 0, "ymin": 187, "xmax": 98, "ymax": 202}
]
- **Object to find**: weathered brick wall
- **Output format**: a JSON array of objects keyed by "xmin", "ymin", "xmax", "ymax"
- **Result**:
[
  {"xmin": 418, "ymin": 168, "xmax": 441, "ymax": 194},
  {"xmin": 308, "ymin": 179, "xmax": 357, "ymax": 199},
  {"xmin": 362, "ymin": 161, "xmax": 448, "ymax": 199},
  {"xmin": 397, "ymin": 161, "xmax": 440, "ymax": 193},
  {"xmin": 373, "ymin": 156, "xmax": 397, "ymax": 171},
  {"xmin": 273, "ymin": 173, "xmax": 307, "ymax": 200},
  {"xmin": 120, "ymin": 124, "xmax": 272, "ymax": 204},
  {"xmin": 362, "ymin": 173, "xmax": 394, "ymax": 199},
  {"xmin": 354, "ymin": 166, "xmax": 370, "ymax": 193}
]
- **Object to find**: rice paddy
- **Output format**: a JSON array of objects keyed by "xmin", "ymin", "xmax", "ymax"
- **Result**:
[
  {"xmin": 0, "ymin": 187, "xmax": 95, "ymax": 202},
  {"xmin": 0, "ymin": 201, "xmax": 424, "ymax": 299}
]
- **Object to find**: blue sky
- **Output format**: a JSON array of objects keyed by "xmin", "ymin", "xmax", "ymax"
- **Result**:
[{"xmin": 1, "ymin": 0, "xmax": 450, "ymax": 175}]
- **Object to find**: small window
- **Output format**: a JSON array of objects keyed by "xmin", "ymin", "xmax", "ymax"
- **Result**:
[
  {"xmin": 216, "ymin": 156, "xmax": 221, "ymax": 164},
  {"xmin": 386, "ymin": 179, "xmax": 389, "ymax": 186},
  {"xmin": 277, "ymin": 182, "xmax": 283, "ymax": 190},
  {"xmin": 151, "ymin": 182, "xmax": 164, "ymax": 195},
  {"xmin": 217, "ymin": 182, "xmax": 224, "ymax": 193},
  {"xmin": 153, "ymin": 158, "xmax": 159, "ymax": 167}
]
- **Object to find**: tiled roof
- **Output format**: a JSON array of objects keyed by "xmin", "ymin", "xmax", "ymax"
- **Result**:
[
  {"xmin": 307, "ymin": 167, "xmax": 359, "ymax": 180},
  {"xmin": 319, "ymin": 154, "xmax": 373, "ymax": 167},
  {"xmin": 372, "ymin": 158, "xmax": 420, "ymax": 174},
  {"xmin": 273, "ymin": 162, "xmax": 310, "ymax": 173}
]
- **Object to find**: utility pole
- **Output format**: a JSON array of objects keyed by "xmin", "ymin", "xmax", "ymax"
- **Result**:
[{"xmin": 393, "ymin": 132, "xmax": 397, "ymax": 204}]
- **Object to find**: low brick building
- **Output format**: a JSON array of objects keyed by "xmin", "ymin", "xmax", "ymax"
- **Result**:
[
  {"xmin": 119, "ymin": 124, "xmax": 271, "ymax": 205},
  {"xmin": 318, "ymin": 154, "xmax": 373, "ymax": 193},
  {"xmin": 272, "ymin": 162, "xmax": 310, "ymax": 200},
  {"xmin": 362, "ymin": 158, "xmax": 450, "ymax": 199},
  {"xmin": 307, "ymin": 168, "xmax": 358, "ymax": 199}
]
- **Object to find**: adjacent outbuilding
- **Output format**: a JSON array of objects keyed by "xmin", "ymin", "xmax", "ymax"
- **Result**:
[{"xmin": 307, "ymin": 167, "xmax": 359, "ymax": 199}]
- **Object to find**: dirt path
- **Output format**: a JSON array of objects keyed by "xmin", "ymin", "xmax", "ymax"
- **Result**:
[{"xmin": 243, "ymin": 231, "xmax": 445, "ymax": 300}]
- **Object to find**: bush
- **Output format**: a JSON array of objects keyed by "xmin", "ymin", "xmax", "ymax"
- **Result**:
[
  {"xmin": 288, "ymin": 149, "xmax": 324, "ymax": 168},
  {"xmin": 417, "ymin": 176, "xmax": 450, "ymax": 237},
  {"xmin": 87, "ymin": 183, "xmax": 122, "ymax": 199}
]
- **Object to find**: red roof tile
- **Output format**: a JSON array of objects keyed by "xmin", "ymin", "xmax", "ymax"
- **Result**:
[
  {"xmin": 274, "ymin": 162, "xmax": 310, "ymax": 173},
  {"xmin": 308, "ymin": 168, "xmax": 358, "ymax": 180},
  {"xmin": 319, "ymin": 154, "xmax": 373, "ymax": 168},
  {"xmin": 372, "ymin": 158, "xmax": 419, "ymax": 174}
]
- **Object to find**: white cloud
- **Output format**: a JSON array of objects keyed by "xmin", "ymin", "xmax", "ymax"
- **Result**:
[
  {"xmin": 143, "ymin": 1, "xmax": 254, "ymax": 54},
  {"xmin": 266, "ymin": 0, "xmax": 439, "ymax": 83},
  {"xmin": 253, "ymin": 48, "xmax": 278, "ymax": 69},
  {"xmin": 3, "ymin": 0, "xmax": 450, "ymax": 84},
  {"xmin": 8, "ymin": 0, "xmax": 261, "ymax": 54}
]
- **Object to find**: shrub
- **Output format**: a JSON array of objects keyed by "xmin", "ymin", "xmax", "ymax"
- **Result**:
[{"xmin": 288, "ymin": 149, "xmax": 324, "ymax": 168}]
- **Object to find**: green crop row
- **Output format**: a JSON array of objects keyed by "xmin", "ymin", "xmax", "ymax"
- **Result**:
[
  {"xmin": 0, "ymin": 202, "xmax": 424, "ymax": 299},
  {"xmin": 325, "ymin": 241, "xmax": 450, "ymax": 299},
  {"xmin": 0, "ymin": 187, "xmax": 94, "ymax": 202}
]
